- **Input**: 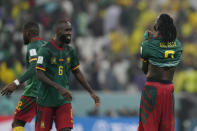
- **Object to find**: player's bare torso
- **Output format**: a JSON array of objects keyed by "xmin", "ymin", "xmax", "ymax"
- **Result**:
[{"xmin": 146, "ymin": 64, "xmax": 176, "ymax": 81}]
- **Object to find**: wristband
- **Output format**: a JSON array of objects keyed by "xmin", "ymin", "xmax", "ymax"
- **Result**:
[{"xmin": 14, "ymin": 79, "xmax": 20, "ymax": 86}]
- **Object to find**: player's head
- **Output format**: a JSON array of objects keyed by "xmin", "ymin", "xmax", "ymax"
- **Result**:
[
  {"xmin": 55, "ymin": 19, "xmax": 72, "ymax": 44},
  {"xmin": 23, "ymin": 22, "xmax": 39, "ymax": 45},
  {"xmin": 154, "ymin": 13, "xmax": 177, "ymax": 43}
]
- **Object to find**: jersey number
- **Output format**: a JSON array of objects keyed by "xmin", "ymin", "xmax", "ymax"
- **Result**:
[
  {"xmin": 164, "ymin": 50, "xmax": 175, "ymax": 59},
  {"xmin": 16, "ymin": 101, "xmax": 23, "ymax": 111},
  {"xmin": 59, "ymin": 66, "xmax": 63, "ymax": 75}
]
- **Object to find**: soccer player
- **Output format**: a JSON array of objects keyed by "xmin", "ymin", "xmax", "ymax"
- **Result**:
[
  {"xmin": 35, "ymin": 19, "xmax": 100, "ymax": 131},
  {"xmin": 1, "ymin": 22, "xmax": 45, "ymax": 131},
  {"xmin": 138, "ymin": 13, "xmax": 182, "ymax": 131}
]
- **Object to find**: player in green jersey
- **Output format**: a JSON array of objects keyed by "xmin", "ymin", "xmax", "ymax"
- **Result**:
[
  {"xmin": 35, "ymin": 19, "xmax": 100, "ymax": 131},
  {"xmin": 1, "ymin": 22, "xmax": 46, "ymax": 131},
  {"xmin": 138, "ymin": 14, "xmax": 182, "ymax": 131}
]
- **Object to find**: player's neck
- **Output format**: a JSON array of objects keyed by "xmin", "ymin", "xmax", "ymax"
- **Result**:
[
  {"xmin": 30, "ymin": 36, "xmax": 42, "ymax": 42},
  {"xmin": 54, "ymin": 38, "xmax": 65, "ymax": 48}
]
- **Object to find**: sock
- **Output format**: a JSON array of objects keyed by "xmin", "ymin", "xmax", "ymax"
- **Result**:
[{"xmin": 13, "ymin": 126, "xmax": 25, "ymax": 131}]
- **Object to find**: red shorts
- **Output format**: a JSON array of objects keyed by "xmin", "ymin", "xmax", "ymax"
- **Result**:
[
  {"xmin": 138, "ymin": 79, "xmax": 175, "ymax": 131},
  {"xmin": 14, "ymin": 96, "xmax": 37, "ymax": 123},
  {"xmin": 35, "ymin": 103, "xmax": 73, "ymax": 131}
]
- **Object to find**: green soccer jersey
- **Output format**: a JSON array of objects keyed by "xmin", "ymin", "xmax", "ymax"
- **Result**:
[
  {"xmin": 21, "ymin": 38, "xmax": 46, "ymax": 97},
  {"xmin": 140, "ymin": 36, "xmax": 182, "ymax": 67},
  {"xmin": 36, "ymin": 40, "xmax": 80, "ymax": 107}
]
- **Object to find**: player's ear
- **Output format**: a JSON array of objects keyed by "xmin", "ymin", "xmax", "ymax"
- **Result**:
[{"xmin": 27, "ymin": 30, "xmax": 33, "ymax": 38}]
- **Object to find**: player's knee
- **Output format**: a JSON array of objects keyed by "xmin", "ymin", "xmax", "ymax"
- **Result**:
[
  {"xmin": 12, "ymin": 119, "xmax": 26, "ymax": 128},
  {"xmin": 59, "ymin": 128, "xmax": 71, "ymax": 131}
]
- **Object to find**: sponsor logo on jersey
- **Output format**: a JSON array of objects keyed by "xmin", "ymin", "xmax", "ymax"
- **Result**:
[
  {"xmin": 51, "ymin": 57, "xmax": 57, "ymax": 64},
  {"xmin": 67, "ymin": 57, "xmax": 71, "ymax": 63},
  {"xmin": 59, "ymin": 58, "xmax": 64, "ymax": 62}
]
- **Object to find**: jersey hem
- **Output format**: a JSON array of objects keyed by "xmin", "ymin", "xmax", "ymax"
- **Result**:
[{"xmin": 37, "ymin": 101, "xmax": 71, "ymax": 107}]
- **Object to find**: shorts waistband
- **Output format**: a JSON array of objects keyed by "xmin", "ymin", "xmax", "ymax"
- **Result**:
[{"xmin": 147, "ymin": 78, "xmax": 172, "ymax": 84}]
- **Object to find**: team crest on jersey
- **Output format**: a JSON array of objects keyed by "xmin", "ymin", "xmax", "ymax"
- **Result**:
[
  {"xmin": 41, "ymin": 121, "xmax": 45, "ymax": 128},
  {"xmin": 51, "ymin": 57, "xmax": 57, "ymax": 64},
  {"xmin": 67, "ymin": 57, "xmax": 71, "ymax": 63}
]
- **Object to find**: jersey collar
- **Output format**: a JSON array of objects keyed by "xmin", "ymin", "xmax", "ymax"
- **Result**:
[
  {"xmin": 31, "ymin": 37, "xmax": 43, "ymax": 42},
  {"xmin": 50, "ymin": 39, "xmax": 65, "ymax": 50}
]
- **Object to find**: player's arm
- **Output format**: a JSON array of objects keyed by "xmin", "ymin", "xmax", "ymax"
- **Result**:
[
  {"xmin": 144, "ymin": 30, "xmax": 154, "ymax": 40},
  {"xmin": 72, "ymin": 69, "xmax": 100, "ymax": 107},
  {"xmin": 140, "ymin": 40, "xmax": 149, "ymax": 75},
  {"xmin": 70, "ymin": 48, "xmax": 100, "ymax": 106},
  {"xmin": 36, "ymin": 70, "xmax": 72, "ymax": 101},
  {"xmin": 1, "ymin": 48, "xmax": 38, "ymax": 95},
  {"xmin": 36, "ymin": 48, "xmax": 72, "ymax": 101}
]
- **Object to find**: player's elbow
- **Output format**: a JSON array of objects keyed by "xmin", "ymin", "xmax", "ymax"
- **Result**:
[{"xmin": 142, "ymin": 69, "xmax": 148, "ymax": 75}]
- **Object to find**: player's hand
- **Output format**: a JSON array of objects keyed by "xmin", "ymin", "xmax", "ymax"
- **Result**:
[
  {"xmin": 144, "ymin": 30, "xmax": 154, "ymax": 40},
  {"xmin": 90, "ymin": 93, "xmax": 100, "ymax": 108},
  {"xmin": 1, "ymin": 82, "xmax": 17, "ymax": 96},
  {"xmin": 56, "ymin": 85, "xmax": 72, "ymax": 101}
]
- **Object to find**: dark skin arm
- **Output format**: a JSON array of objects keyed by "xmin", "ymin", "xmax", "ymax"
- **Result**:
[
  {"xmin": 36, "ymin": 69, "xmax": 72, "ymax": 101},
  {"xmin": 1, "ymin": 61, "xmax": 37, "ymax": 96},
  {"xmin": 72, "ymin": 68, "xmax": 100, "ymax": 107}
]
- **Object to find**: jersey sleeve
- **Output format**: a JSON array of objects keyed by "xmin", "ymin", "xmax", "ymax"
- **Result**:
[
  {"xmin": 140, "ymin": 40, "xmax": 150, "ymax": 61},
  {"xmin": 71, "ymin": 49, "xmax": 80, "ymax": 71},
  {"xmin": 28, "ymin": 46, "xmax": 38, "ymax": 63},
  {"xmin": 36, "ymin": 47, "xmax": 49, "ymax": 71},
  {"xmin": 18, "ymin": 44, "xmax": 38, "ymax": 83}
]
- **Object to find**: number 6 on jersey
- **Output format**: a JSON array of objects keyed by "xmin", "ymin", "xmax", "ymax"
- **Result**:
[{"xmin": 59, "ymin": 66, "xmax": 63, "ymax": 75}]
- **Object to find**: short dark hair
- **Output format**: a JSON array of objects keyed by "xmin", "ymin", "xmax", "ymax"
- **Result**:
[
  {"xmin": 23, "ymin": 22, "xmax": 39, "ymax": 35},
  {"xmin": 155, "ymin": 14, "xmax": 177, "ymax": 43}
]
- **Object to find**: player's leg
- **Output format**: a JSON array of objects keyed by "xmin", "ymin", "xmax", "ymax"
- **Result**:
[
  {"xmin": 138, "ymin": 85, "xmax": 160, "ymax": 131},
  {"xmin": 159, "ymin": 85, "xmax": 175, "ymax": 131},
  {"xmin": 13, "ymin": 96, "xmax": 37, "ymax": 131},
  {"xmin": 12, "ymin": 119, "xmax": 26, "ymax": 131},
  {"xmin": 55, "ymin": 103, "xmax": 73, "ymax": 131},
  {"xmin": 35, "ymin": 105, "xmax": 54, "ymax": 131}
]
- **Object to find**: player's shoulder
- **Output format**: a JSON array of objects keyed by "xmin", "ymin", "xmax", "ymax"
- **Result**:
[
  {"xmin": 141, "ymin": 39, "xmax": 153, "ymax": 47},
  {"xmin": 175, "ymin": 39, "xmax": 182, "ymax": 46},
  {"xmin": 28, "ymin": 40, "xmax": 46, "ymax": 49},
  {"xmin": 38, "ymin": 42, "xmax": 51, "ymax": 52},
  {"xmin": 65, "ymin": 45, "xmax": 75, "ymax": 52}
]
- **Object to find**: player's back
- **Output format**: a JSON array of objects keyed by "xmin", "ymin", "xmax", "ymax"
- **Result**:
[
  {"xmin": 23, "ymin": 39, "xmax": 46, "ymax": 97},
  {"xmin": 141, "ymin": 37, "xmax": 182, "ymax": 80}
]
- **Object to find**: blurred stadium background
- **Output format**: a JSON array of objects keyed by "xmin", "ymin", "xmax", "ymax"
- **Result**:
[{"xmin": 0, "ymin": 0, "xmax": 197, "ymax": 130}]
